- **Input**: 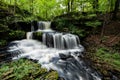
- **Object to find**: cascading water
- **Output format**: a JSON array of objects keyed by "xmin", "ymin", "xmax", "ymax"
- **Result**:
[
  {"xmin": 26, "ymin": 32, "xmax": 33, "ymax": 39},
  {"xmin": 37, "ymin": 21, "xmax": 53, "ymax": 32},
  {"xmin": 3, "ymin": 21, "xmax": 102, "ymax": 80},
  {"xmin": 26, "ymin": 23, "xmax": 35, "ymax": 39}
]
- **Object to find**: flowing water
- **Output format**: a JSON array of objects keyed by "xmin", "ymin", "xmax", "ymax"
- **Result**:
[{"xmin": 3, "ymin": 21, "xmax": 102, "ymax": 80}]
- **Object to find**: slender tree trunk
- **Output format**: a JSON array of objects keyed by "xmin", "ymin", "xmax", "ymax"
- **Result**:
[
  {"xmin": 112, "ymin": 0, "xmax": 119, "ymax": 19},
  {"xmin": 10, "ymin": 0, "xmax": 11, "ymax": 4},
  {"xmin": 71, "ymin": 0, "xmax": 74, "ymax": 12},
  {"xmin": 66, "ymin": 0, "xmax": 71, "ymax": 13},
  {"xmin": 93, "ymin": 0, "xmax": 98, "ymax": 13},
  {"xmin": 14, "ymin": 0, "xmax": 17, "ymax": 15},
  {"xmin": 30, "ymin": 0, "xmax": 34, "ymax": 14}
]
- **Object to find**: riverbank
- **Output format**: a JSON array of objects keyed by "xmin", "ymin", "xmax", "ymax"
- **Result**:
[{"xmin": 83, "ymin": 20, "xmax": 120, "ymax": 79}]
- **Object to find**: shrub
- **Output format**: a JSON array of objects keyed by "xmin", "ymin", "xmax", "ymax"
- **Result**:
[
  {"xmin": 69, "ymin": 25, "xmax": 87, "ymax": 37},
  {"xmin": 8, "ymin": 30, "xmax": 26, "ymax": 41},
  {"xmin": 85, "ymin": 20, "xmax": 102, "ymax": 28},
  {"xmin": 0, "ymin": 40, "xmax": 7, "ymax": 47}
]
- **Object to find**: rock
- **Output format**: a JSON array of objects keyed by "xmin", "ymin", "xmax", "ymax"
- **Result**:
[{"xmin": 59, "ymin": 53, "xmax": 72, "ymax": 60}]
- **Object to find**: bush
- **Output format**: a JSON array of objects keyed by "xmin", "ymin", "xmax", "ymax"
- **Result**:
[
  {"xmin": 85, "ymin": 20, "xmax": 102, "ymax": 28},
  {"xmin": 0, "ymin": 24, "xmax": 9, "ymax": 32},
  {"xmin": 0, "ymin": 40, "xmax": 7, "ymax": 47},
  {"xmin": 8, "ymin": 30, "xmax": 26, "ymax": 41},
  {"xmin": 52, "ymin": 18, "xmax": 88, "ymax": 37},
  {"xmin": 69, "ymin": 25, "xmax": 87, "ymax": 37}
]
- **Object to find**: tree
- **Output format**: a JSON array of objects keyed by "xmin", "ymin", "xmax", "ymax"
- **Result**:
[
  {"xmin": 112, "ymin": 0, "xmax": 120, "ymax": 19},
  {"xmin": 92, "ymin": 0, "xmax": 98, "ymax": 13}
]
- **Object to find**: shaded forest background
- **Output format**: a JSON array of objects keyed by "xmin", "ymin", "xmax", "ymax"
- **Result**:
[{"xmin": 0, "ymin": 0, "xmax": 120, "ymax": 80}]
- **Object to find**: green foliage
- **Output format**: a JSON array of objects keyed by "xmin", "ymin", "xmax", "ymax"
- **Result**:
[
  {"xmin": 0, "ymin": 40, "xmax": 7, "ymax": 47},
  {"xmin": 55, "ymin": 18, "xmax": 69, "ymax": 31},
  {"xmin": 1, "ymin": 0, "xmax": 117, "ymax": 20},
  {"xmin": 8, "ymin": 30, "xmax": 26, "ymax": 41},
  {"xmin": 69, "ymin": 25, "xmax": 87, "ymax": 37},
  {"xmin": 85, "ymin": 20, "xmax": 102, "ymax": 28},
  {"xmin": 96, "ymin": 47, "xmax": 120, "ymax": 70},
  {"xmin": 45, "ymin": 71, "xmax": 58, "ymax": 80},
  {"xmin": 0, "ymin": 24, "xmax": 9, "ymax": 32},
  {"xmin": 0, "ymin": 59, "xmax": 58, "ymax": 80},
  {"xmin": 53, "ymin": 18, "xmax": 88, "ymax": 37},
  {"xmin": 86, "ymin": 14, "xmax": 97, "ymax": 19}
]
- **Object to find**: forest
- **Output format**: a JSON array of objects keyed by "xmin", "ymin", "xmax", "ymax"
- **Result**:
[{"xmin": 0, "ymin": 0, "xmax": 120, "ymax": 80}]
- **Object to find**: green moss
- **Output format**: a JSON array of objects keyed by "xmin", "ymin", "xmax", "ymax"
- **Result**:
[
  {"xmin": 45, "ymin": 71, "xmax": 59, "ymax": 80},
  {"xmin": 0, "ymin": 59, "xmax": 59, "ymax": 80}
]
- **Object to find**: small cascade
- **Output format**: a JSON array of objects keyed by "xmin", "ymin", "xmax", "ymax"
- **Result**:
[
  {"xmin": 31, "ymin": 25, "xmax": 34, "ymax": 31},
  {"xmin": 38, "ymin": 21, "xmax": 51, "ymax": 30},
  {"xmin": 3, "ymin": 21, "xmax": 102, "ymax": 80},
  {"xmin": 38, "ymin": 21, "xmax": 45, "ymax": 30},
  {"xmin": 26, "ymin": 32, "xmax": 33, "ymax": 39},
  {"xmin": 42, "ymin": 33, "xmax": 81, "ymax": 49},
  {"xmin": 26, "ymin": 23, "xmax": 35, "ymax": 40}
]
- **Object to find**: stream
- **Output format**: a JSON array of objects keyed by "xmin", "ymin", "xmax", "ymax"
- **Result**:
[{"xmin": 0, "ymin": 21, "xmax": 102, "ymax": 80}]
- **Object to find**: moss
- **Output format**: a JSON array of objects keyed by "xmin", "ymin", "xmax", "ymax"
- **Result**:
[
  {"xmin": 45, "ymin": 71, "xmax": 59, "ymax": 80},
  {"xmin": 0, "ymin": 59, "xmax": 59, "ymax": 80}
]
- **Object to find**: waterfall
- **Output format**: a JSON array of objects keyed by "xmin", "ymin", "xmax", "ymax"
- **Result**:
[
  {"xmin": 3, "ymin": 21, "xmax": 102, "ymax": 80},
  {"xmin": 26, "ymin": 32, "xmax": 33, "ymax": 39},
  {"xmin": 31, "ymin": 25, "xmax": 34, "ymax": 31},
  {"xmin": 42, "ymin": 33, "xmax": 81, "ymax": 49},
  {"xmin": 26, "ymin": 23, "xmax": 35, "ymax": 40},
  {"xmin": 38, "ymin": 21, "xmax": 51, "ymax": 30},
  {"xmin": 38, "ymin": 21, "xmax": 45, "ymax": 30}
]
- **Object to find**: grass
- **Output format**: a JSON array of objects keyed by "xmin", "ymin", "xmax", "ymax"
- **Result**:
[{"xmin": 0, "ymin": 58, "xmax": 58, "ymax": 80}]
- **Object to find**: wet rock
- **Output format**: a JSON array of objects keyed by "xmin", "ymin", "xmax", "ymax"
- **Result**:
[{"xmin": 59, "ymin": 53, "xmax": 73, "ymax": 60}]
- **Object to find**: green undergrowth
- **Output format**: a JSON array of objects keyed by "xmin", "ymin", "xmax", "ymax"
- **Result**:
[
  {"xmin": 0, "ymin": 59, "xmax": 58, "ymax": 80},
  {"xmin": 95, "ymin": 47, "xmax": 120, "ymax": 71}
]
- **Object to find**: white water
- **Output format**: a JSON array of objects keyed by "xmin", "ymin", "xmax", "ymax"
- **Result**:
[
  {"xmin": 7, "ymin": 21, "xmax": 102, "ymax": 80},
  {"xmin": 26, "ymin": 32, "xmax": 33, "ymax": 39}
]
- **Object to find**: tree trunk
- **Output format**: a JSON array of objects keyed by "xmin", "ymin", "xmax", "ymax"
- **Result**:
[
  {"xmin": 30, "ymin": 0, "xmax": 34, "ymax": 14},
  {"xmin": 71, "ymin": 0, "xmax": 74, "ymax": 12},
  {"xmin": 67, "ymin": 0, "xmax": 70, "ymax": 13},
  {"xmin": 14, "ymin": 0, "xmax": 17, "ymax": 15},
  {"xmin": 112, "ymin": 0, "xmax": 119, "ymax": 19},
  {"xmin": 93, "ymin": 0, "xmax": 98, "ymax": 13}
]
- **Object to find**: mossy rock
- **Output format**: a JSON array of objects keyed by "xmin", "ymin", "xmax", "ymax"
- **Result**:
[
  {"xmin": 33, "ymin": 32, "xmax": 43, "ymax": 41},
  {"xmin": 45, "ymin": 71, "xmax": 59, "ymax": 80}
]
